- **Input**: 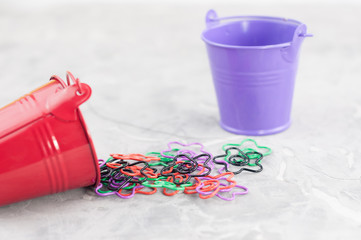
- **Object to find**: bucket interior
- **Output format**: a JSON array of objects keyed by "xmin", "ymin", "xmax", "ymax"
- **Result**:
[{"xmin": 203, "ymin": 18, "xmax": 300, "ymax": 47}]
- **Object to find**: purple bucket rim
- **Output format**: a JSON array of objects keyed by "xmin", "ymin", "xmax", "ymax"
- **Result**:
[{"xmin": 201, "ymin": 15, "xmax": 304, "ymax": 50}]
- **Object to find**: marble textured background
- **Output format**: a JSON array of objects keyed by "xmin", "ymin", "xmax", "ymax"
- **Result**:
[{"xmin": 0, "ymin": 0, "xmax": 361, "ymax": 239}]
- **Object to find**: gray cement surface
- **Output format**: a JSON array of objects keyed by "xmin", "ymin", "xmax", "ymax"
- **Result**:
[{"xmin": 0, "ymin": 1, "xmax": 360, "ymax": 239}]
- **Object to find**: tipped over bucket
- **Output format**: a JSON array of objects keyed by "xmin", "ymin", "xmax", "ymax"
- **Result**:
[
  {"xmin": 0, "ymin": 72, "xmax": 100, "ymax": 206},
  {"xmin": 202, "ymin": 10, "xmax": 311, "ymax": 135}
]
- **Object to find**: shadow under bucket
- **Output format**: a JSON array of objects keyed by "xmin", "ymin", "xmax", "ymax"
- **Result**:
[{"xmin": 202, "ymin": 10, "xmax": 311, "ymax": 135}]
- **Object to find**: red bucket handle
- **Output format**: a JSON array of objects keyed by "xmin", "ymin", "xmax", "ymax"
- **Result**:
[{"xmin": 49, "ymin": 71, "xmax": 85, "ymax": 96}]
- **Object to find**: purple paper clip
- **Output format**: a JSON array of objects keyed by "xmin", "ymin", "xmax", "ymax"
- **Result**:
[{"xmin": 161, "ymin": 141, "xmax": 214, "ymax": 169}]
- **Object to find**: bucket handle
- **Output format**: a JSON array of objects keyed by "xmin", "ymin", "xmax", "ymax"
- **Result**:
[
  {"xmin": 281, "ymin": 24, "xmax": 312, "ymax": 62},
  {"xmin": 48, "ymin": 72, "xmax": 92, "ymax": 121},
  {"xmin": 50, "ymin": 71, "xmax": 85, "ymax": 96},
  {"xmin": 206, "ymin": 9, "xmax": 313, "ymax": 38},
  {"xmin": 205, "ymin": 9, "xmax": 282, "ymax": 28},
  {"xmin": 205, "ymin": 9, "xmax": 219, "ymax": 28},
  {"xmin": 66, "ymin": 71, "xmax": 84, "ymax": 95}
]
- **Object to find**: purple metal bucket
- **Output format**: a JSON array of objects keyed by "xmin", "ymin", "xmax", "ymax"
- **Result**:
[{"xmin": 202, "ymin": 10, "xmax": 311, "ymax": 135}]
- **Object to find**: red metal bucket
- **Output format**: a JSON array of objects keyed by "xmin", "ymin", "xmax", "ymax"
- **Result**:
[{"xmin": 0, "ymin": 72, "xmax": 100, "ymax": 206}]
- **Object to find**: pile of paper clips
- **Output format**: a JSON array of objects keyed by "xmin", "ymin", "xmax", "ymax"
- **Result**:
[{"xmin": 95, "ymin": 139, "xmax": 271, "ymax": 201}]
